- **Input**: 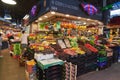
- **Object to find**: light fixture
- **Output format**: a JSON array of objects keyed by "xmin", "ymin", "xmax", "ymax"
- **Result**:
[
  {"xmin": 23, "ymin": 14, "xmax": 29, "ymax": 19},
  {"xmin": 44, "ymin": 16, "xmax": 48, "ymax": 18},
  {"xmin": 98, "ymin": 22, "xmax": 102, "ymax": 25},
  {"xmin": 38, "ymin": 18, "xmax": 42, "ymax": 21},
  {"xmin": 78, "ymin": 17, "xmax": 81, "ymax": 19},
  {"xmin": 51, "ymin": 11, "xmax": 55, "ymax": 14},
  {"xmin": 4, "ymin": 13, "xmax": 12, "ymax": 20},
  {"xmin": 65, "ymin": 14, "xmax": 70, "ymax": 17},
  {"xmin": 83, "ymin": 22, "xmax": 86, "ymax": 25},
  {"xmin": 87, "ymin": 19, "xmax": 90, "ymax": 21},
  {"xmin": 35, "ymin": 20, "xmax": 38, "ymax": 22},
  {"xmin": 1, "ymin": 0, "xmax": 17, "ymax": 5}
]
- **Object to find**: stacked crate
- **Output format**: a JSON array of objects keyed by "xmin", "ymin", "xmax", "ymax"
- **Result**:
[
  {"xmin": 76, "ymin": 54, "xmax": 86, "ymax": 76},
  {"xmin": 106, "ymin": 48, "xmax": 113, "ymax": 67},
  {"xmin": 25, "ymin": 60, "xmax": 37, "ymax": 80},
  {"xmin": 85, "ymin": 53, "xmax": 98, "ymax": 73},
  {"xmin": 97, "ymin": 49, "xmax": 108, "ymax": 70},
  {"xmin": 36, "ymin": 58, "xmax": 64, "ymax": 80},
  {"xmin": 65, "ymin": 62, "xmax": 77, "ymax": 80}
]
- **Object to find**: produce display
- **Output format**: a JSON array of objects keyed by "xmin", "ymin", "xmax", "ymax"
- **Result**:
[
  {"xmin": 9, "ymin": 31, "xmax": 21, "ymax": 58},
  {"xmin": 13, "ymin": 43, "xmax": 21, "ymax": 55},
  {"xmin": 25, "ymin": 60, "xmax": 37, "ymax": 80},
  {"xmin": 24, "ymin": 21, "xmax": 120, "ymax": 80}
]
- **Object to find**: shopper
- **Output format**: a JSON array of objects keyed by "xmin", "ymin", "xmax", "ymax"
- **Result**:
[
  {"xmin": 21, "ymin": 31, "xmax": 29, "ymax": 51},
  {"xmin": 0, "ymin": 33, "xmax": 3, "ymax": 58}
]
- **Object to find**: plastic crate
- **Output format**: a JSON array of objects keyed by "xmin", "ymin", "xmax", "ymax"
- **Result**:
[{"xmin": 97, "ymin": 57, "xmax": 107, "ymax": 62}]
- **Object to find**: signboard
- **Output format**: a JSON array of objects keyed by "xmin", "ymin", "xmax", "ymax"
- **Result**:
[
  {"xmin": 110, "ymin": 9, "xmax": 120, "ymax": 18},
  {"xmin": 50, "ymin": 0, "xmax": 81, "ymax": 16},
  {"xmin": 112, "ymin": 2, "xmax": 120, "ymax": 10},
  {"xmin": 102, "ymin": 1, "xmax": 120, "ymax": 11},
  {"xmin": 29, "ymin": 0, "xmax": 51, "ymax": 22},
  {"xmin": 31, "ymin": 5, "xmax": 37, "ymax": 16},
  {"xmin": 28, "ymin": 0, "xmax": 102, "ymax": 23},
  {"xmin": 29, "ymin": 4, "xmax": 41, "ymax": 19},
  {"xmin": 81, "ymin": 3, "xmax": 98, "ymax": 15}
]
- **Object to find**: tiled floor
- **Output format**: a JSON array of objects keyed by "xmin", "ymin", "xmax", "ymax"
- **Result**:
[
  {"xmin": 0, "ymin": 49, "xmax": 120, "ymax": 80},
  {"xmin": 0, "ymin": 49, "xmax": 26, "ymax": 80}
]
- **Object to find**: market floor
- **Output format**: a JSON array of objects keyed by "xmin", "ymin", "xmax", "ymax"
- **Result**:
[
  {"xmin": 77, "ymin": 63, "xmax": 120, "ymax": 80},
  {"xmin": 1, "ymin": 49, "xmax": 120, "ymax": 80},
  {"xmin": 0, "ymin": 49, "xmax": 26, "ymax": 80}
]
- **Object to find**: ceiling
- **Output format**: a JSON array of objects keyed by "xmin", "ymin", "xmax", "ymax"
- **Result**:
[
  {"xmin": 0, "ymin": 0, "xmax": 119, "ymax": 23},
  {"xmin": 0, "ymin": 0, "xmax": 39, "ymax": 21}
]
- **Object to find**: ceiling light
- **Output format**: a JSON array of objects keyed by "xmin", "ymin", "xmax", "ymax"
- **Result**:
[
  {"xmin": 44, "ymin": 16, "xmax": 48, "ymax": 18},
  {"xmin": 98, "ymin": 22, "xmax": 102, "ymax": 24},
  {"xmin": 87, "ymin": 19, "xmax": 90, "ymax": 21},
  {"xmin": 35, "ymin": 20, "xmax": 38, "ymax": 22},
  {"xmin": 23, "ymin": 14, "xmax": 29, "ymax": 19},
  {"xmin": 51, "ymin": 11, "xmax": 55, "ymax": 14},
  {"xmin": 65, "ymin": 14, "xmax": 70, "ymax": 17},
  {"xmin": 38, "ymin": 18, "xmax": 42, "ymax": 21},
  {"xmin": 83, "ymin": 22, "xmax": 86, "ymax": 25},
  {"xmin": 1, "ymin": 0, "xmax": 17, "ymax": 5},
  {"xmin": 78, "ymin": 17, "xmax": 81, "ymax": 19}
]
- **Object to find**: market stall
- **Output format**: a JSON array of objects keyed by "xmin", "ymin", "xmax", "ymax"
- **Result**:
[{"xmin": 22, "ymin": 0, "xmax": 120, "ymax": 80}]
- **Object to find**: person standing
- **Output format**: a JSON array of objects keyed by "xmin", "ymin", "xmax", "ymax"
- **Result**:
[
  {"xmin": 21, "ymin": 31, "xmax": 29, "ymax": 51},
  {"xmin": 0, "ymin": 33, "xmax": 3, "ymax": 58}
]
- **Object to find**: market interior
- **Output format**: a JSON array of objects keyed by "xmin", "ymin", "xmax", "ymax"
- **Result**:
[{"xmin": 0, "ymin": 0, "xmax": 120, "ymax": 80}]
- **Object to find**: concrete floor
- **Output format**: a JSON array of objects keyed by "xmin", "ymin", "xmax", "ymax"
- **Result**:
[
  {"xmin": 0, "ymin": 49, "xmax": 26, "ymax": 80},
  {"xmin": 0, "ymin": 49, "xmax": 120, "ymax": 80},
  {"xmin": 77, "ymin": 63, "xmax": 120, "ymax": 80}
]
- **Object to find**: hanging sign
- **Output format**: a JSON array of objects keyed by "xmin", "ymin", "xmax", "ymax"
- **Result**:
[
  {"xmin": 102, "ymin": 1, "xmax": 120, "ymax": 11},
  {"xmin": 112, "ymin": 2, "xmax": 120, "ymax": 10},
  {"xmin": 31, "ymin": 5, "xmax": 37, "ymax": 16},
  {"xmin": 81, "ymin": 3, "xmax": 98, "ymax": 15}
]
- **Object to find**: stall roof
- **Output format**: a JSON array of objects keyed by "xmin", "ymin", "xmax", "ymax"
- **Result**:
[{"xmin": 35, "ymin": 11, "xmax": 103, "ymax": 26}]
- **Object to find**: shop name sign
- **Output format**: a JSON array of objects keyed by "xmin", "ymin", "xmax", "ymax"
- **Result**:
[
  {"xmin": 50, "ymin": 0, "xmax": 81, "ymax": 16},
  {"xmin": 51, "ymin": 0, "xmax": 79, "ymax": 11}
]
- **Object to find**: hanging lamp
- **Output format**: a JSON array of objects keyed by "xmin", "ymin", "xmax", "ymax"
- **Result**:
[
  {"xmin": 4, "ymin": 10, "xmax": 12, "ymax": 20},
  {"xmin": 4, "ymin": 13, "xmax": 12, "ymax": 20},
  {"xmin": 1, "ymin": 0, "xmax": 17, "ymax": 5}
]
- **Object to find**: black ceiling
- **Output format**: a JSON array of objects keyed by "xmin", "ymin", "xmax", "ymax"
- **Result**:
[
  {"xmin": 0, "ymin": 0, "xmax": 119, "ymax": 22},
  {"xmin": 0, "ymin": 0, "xmax": 39, "ymax": 21}
]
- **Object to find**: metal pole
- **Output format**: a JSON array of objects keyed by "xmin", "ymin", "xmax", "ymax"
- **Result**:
[{"xmin": 103, "ymin": 0, "xmax": 107, "ymax": 7}]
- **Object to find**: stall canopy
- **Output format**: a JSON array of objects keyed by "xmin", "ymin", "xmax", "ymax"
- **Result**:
[{"xmin": 28, "ymin": 0, "xmax": 102, "ymax": 24}]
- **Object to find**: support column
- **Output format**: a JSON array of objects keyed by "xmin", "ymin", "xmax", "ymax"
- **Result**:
[
  {"xmin": 102, "ymin": 0, "xmax": 110, "ymax": 25},
  {"xmin": 103, "ymin": 0, "xmax": 107, "ymax": 7}
]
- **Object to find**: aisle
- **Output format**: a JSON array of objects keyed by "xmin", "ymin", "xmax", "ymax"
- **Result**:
[
  {"xmin": 77, "ymin": 63, "xmax": 120, "ymax": 80},
  {"xmin": 0, "ymin": 49, "xmax": 26, "ymax": 80}
]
